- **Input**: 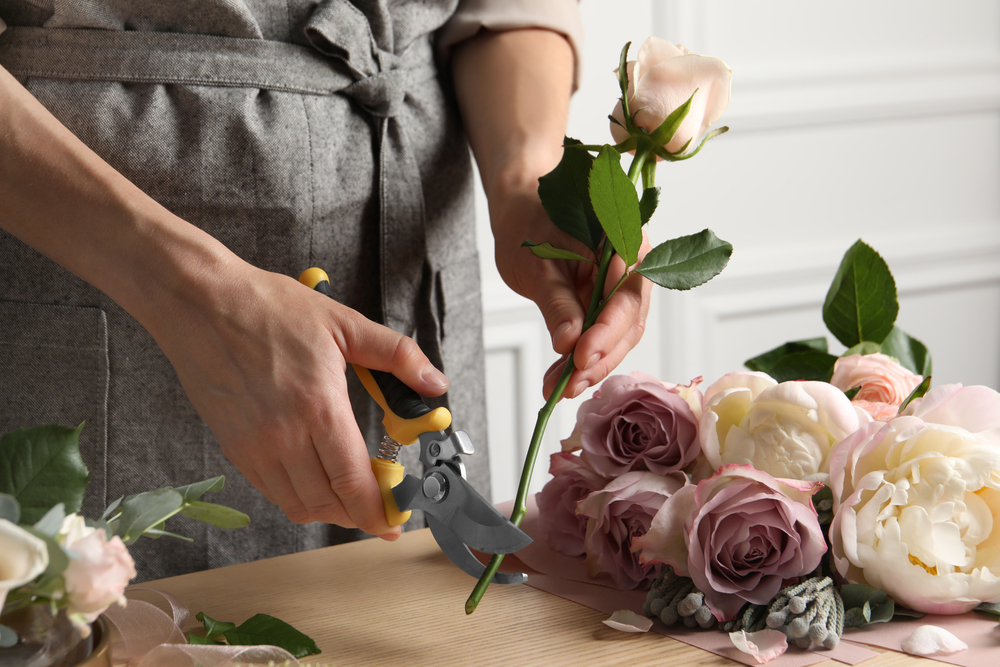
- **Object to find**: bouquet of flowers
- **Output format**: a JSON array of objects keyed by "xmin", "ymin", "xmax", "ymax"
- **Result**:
[{"xmin": 535, "ymin": 239, "xmax": 1000, "ymax": 660}]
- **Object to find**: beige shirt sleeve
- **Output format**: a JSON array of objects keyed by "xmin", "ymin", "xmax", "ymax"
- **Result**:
[{"xmin": 437, "ymin": 0, "xmax": 584, "ymax": 91}]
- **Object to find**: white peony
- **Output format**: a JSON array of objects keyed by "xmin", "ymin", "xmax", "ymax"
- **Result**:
[
  {"xmin": 0, "ymin": 518, "xmax": 49, "ymax": 611},
  {"xmin": 828, "ymin": 384, "xmax": 1000, "ymax": 613},
  {"xmin": 700, "ymin": 371, "xmax": 870, "ymax": 482}
]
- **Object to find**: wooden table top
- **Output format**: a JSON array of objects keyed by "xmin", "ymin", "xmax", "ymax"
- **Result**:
[{"xmin": 145, "ymin": 528, "xmax": 923, "ymax": 667}]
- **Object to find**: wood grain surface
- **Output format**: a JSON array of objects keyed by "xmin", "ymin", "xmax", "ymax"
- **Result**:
[{"xmin": 144, "ymin": 528, "xmax": 922, "ymax": 667}]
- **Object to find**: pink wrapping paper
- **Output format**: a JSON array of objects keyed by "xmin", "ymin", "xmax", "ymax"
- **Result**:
[{"xmin": 495, "ymin": 495, "xmax": 1000, "ymax": 667}]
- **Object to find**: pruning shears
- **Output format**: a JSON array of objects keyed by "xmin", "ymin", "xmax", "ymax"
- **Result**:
[{"xmin": 299, "ymin": 268, "xmax": 531, "ymax": 584}]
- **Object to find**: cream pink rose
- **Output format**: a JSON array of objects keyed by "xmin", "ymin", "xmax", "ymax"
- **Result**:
[
  {"xmin": 536, "ymin": 452, "xmax": 608, "ymax": 557},
  {"xmin": 700, "ymin": 371, "xmax": 870, "ymax": 482},
  {"xmin": 62, "ymin": 524, "xmax": 137, "ymax": 630},
  {"xmin": 561, "ymin": 372, "xmax": 704, "ymax": 477},
  {"xmin": 576, "ymin": 471, "xmax": 686, "ymax": 590},
  {"xmin": 633, "ymin": 464, "xmax": 826, "ymax": 621},
  {"xmin": 830, "ymin": 353, "xmax": 922, "ymax": 419},
  {"xmin": 828, "ymin": 384, "xmax": 1000, "ymax": 614},
  {"xmin": 610, "ymin": 37, "xmax": 731, "ymax": 153}
]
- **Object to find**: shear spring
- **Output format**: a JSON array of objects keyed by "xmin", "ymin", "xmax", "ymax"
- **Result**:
[{"xmin": 376, "ymin": 435, "xmax": 403, "ymax": 464}]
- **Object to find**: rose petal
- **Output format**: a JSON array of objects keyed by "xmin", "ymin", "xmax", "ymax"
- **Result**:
[
  {"xmin": 603, "ymin": 609, "xmax": 653, "ymax": 633},
  {"xmin": 900, "ymin": 625, "xmax": 968, "ymax": 656},
  {"xmin": 729, "ymin": 629, "xmax": 788, "ymax": 664}
]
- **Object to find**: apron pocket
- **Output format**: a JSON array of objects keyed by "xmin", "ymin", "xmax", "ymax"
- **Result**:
[{"xmin": 0, "ymin": 300, "xmax": 109, "ymax": 515}]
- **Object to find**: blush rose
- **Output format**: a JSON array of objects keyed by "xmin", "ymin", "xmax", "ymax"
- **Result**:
[
  {"xmin": 609, "ymin": 37, "xmax": 731, "ymax": 153},
  {"xmin": 561, "ymin": 372, "xmax": 704, "ymax": 477},
  {"xmin": 830, "ymin": 353, "xmax": 922, "ymax": 420},
  {"xmin": 536, "ymin": 452, "xmax": 608, "ymax": 557},
  {"xmin": 633, "ymin": 464, "xmax": 826, "ymax": 621}
]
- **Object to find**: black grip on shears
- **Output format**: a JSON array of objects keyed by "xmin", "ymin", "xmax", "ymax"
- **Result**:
[{"xmin": 368, "ymin": 369, "xmax": 431, "ymax": 420}]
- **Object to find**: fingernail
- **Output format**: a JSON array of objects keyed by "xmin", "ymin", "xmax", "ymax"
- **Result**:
[
  {"xmin": 422, "ymin": 368, "xmax": 448, "ymax": 391},
  {"xmin": 584, "ymin": 353, "xmax": 601, "ymax": 370},
  {"xmin": 552, "ymin": 321, "xmax": 572, "ymax": 345},
  {"xmin": 380, "ymin": 531, "xmax": 400, "ymax": 542},
  {"xmin": 570, "ymin": 380, "xmax": 589, "ymax": 397}
]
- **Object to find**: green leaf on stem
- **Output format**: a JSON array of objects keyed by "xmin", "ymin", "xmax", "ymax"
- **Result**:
[
  {"xmin": 33, "ymin": 502, "xmax": 66, "ymax": 536},
  {"xmin": 197, "ymin": 611, "xmax": 238, "ymax": 636},
  {"xmin": 898, "ymin": 375, "xmax": 932, "ymax": 413},
  {"xmin": 635, "ymin": 229, "xmax": 732, "ymax": 290},
  {"xmin": 639, "ymin": 187, "xmax": 660, "ymax": 226},
  {"xmin": 111, "ymin": 487, "xmax": 185, "ymax": 545},
  {"xmin": 0, "ymin": 423, "xmax": 89, "ymax": 524},
  {"xmin": 589, "ymin": 146, "xmax": 643, "ymax": 266},
  {"xmin": 180, "ymin": 501, "xmax": 250, "ymax": 530},
  {"xmin": 224, "ymin": 614, "xmax": 321, "ymax": 658},
  {"xmin": 844, "ymin": 386, "xmax": 862, "ymax": 400},
  {"xmin": 768, "ymin": 350, "xmax": 838, "ymax": 383},
  {"xmin": 649, "ymin": 90, "xmax": 696, "ymax": 146},
  {"xmin": 653, "ymin": 126, "xmax": 729, "ymax": 162},
  {"xmin": 521, "ymin": 240, "xmax": 595, "ymax": 263},
  {"xmin": 880, "ymin": 326, "xmax": 932, "ymax": 376},
  {"xmin": 617, "ymin": 42, "xmax": 634, "ymax": 133},
  {"xmin": 841, "ymin": 584, "xmax": 894, "ymax": 627},
  {"xmin": 745, "ymin": 338, "xmax": 829, "ymax": 374},
  {"xmin": 0, "ymin": 493, "xmax": 19, "ymax": 523},
  {"xmin": 172, "ymin": 475, "xmax": 226, "ymax": 503},
  {"xmin": 823, "ymin": 240, "xmax": 898, "ymax": 348},
  {"xmin": 537, "ymin": 138, "xmax": 604, "ymax": 253}
]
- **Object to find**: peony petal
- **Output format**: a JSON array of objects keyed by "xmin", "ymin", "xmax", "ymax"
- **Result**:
[
  {"xmin": 900, "ymin": 625, "xmax": 968, "ymax": 656},
  {"xmin": 729, "ymin": 630, "xmax": 789, "ymax": 664},
  {"xmin": 603, "ymin": 609, "xmax": 653, "ymax": 633}
]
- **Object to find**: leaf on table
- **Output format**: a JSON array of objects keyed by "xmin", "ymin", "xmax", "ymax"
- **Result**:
[
  {"xmin": 822, "ymin": 240, "xmax": 898, "ymax": 348},
  {"xmin": 635, "ymin": 228, "xmax": 732, "ymax": 290},
  {"xmin": 537, "ymin": 137, "xmax": 605, "ymax": 253},
  {"xmin": 589, "ymin": 145, "xmax": 642, "ymax": 267},
  {"xmin": 180, "ymin": 501, "xmax": 251, "ymax": 529},
  {"xmin": 197, "ymin": 611, "xmax": 238, "ymax": 636},
  {"xmin": 0, "ymin": 423, "xmax": 89, "ymax": 524},
  {"xmin": 224, "ymin": 613, "xmax": 321, "ymax": 659}
]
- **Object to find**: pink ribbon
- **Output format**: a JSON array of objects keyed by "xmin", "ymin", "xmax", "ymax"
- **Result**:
[{"xmin": 102, "ymin": 588, "xmax": 300, "ymax": 666}]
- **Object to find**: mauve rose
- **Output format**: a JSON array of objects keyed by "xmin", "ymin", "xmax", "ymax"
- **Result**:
[
  {"xmin": 633, "ymin": 464, "xmax": 826, "ymax": 621},
  {"xmin": 830, "ymin": 353, "xmax": 922, "ymax": 407},
  {"xmin": 561, "ymin": 372, "xmax": 703, "ymax": 477},
  {"xmin": 610, "ymin": 37, "xmax": 731, "ymax": 153},
  {"xmin": 62, "ymin": 526, "xmax": 137, "ymax": 631},
  {"xmin": 577, "ymin": 471, "xmax": 686, "ymax": 590},
  {"xmin": 536, "ymin": 452, "xmax": 608, "ymax": 556}
]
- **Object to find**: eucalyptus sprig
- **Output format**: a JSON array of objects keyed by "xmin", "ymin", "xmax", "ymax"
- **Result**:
[{"xmin": 466, "ymin": 41, "xmax": 733, "ymax": 613}]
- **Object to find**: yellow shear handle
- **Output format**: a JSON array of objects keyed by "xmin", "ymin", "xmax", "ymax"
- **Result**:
[{"xmin": 298, "ymin": 268, "xmax": 452, "ymax": 527}]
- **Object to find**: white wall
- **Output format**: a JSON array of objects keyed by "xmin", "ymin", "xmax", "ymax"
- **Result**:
[{"xmin": 478, "ymin": 0, "xmax": 1000, "ymax": 502}]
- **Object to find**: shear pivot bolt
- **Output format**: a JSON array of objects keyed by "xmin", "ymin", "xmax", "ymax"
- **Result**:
[
  {"xmin": 423, "ymin": 472, "xmax": 449, "ymax": 503},
  {"xmin": 428, "ymin": 443, "xmax": 441, "ymax": 459}
]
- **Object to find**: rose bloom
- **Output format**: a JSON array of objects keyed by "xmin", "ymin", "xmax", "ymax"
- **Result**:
[
  {"xmin": 701, "ymin": 371, "xmax": 870, "ymax": 482},
  {"xmin": 610, "ymin": 37, "xmax": 731, "ymax": 153},
  {"xmin": 576, "ymin": 471, "xmax": 686, "ymax": 590},
  {"xmin": 830, "ymin": 353, "xmax": 922, "ymax": 420},
  {"xmin": 561, "ymin": 372, "xmax": 704, "ymax": 477},
  {"xmin": 0, "ymin": 518, "xmax": 49, "ymax": 611},
  {"xmin": 536, "ymin": 452, "xmax": 608, "ymax": 556},
  {"xmin": 60, "ymin": 514, "xmax": 137, "ymax": 632},
  {"xmin": 828, "ymin": 384, "xmax": 1000, "ymax": 614},
  {"xmin": 633, "ymin": 464, "xmax": 826, "ymax": 621}
]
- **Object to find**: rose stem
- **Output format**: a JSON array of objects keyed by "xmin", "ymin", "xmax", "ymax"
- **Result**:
[{"xmin": 465, "ymin": 240, "xmax": 616, "ymax": 614}]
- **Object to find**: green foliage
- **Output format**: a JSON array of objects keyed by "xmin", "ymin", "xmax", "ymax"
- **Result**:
[
  {"xmin": 843, "ymin": 341, "xmax": 882, "ymax": 357},
  {"xmin": 898, "ymin": 376, "xmax": 932, "ymax": 413},
  {"xmin": 0, "ymin": 493, "xmax": 20, "ymax": 523},
  {"xmin": 180, "ymin": 501, "xmax": 251, "ymax": 530},
  {"xmin": 192, "ymin": 612, "xmax": 321, "ymax": 659},
  {"xmin": 974, "ymin": 601, "xmax": 1000, "ymax": 619},
  {"xmin": 635, "ymin": 229, "xmax": 732, "ymax": 290},
  {"xmin": 638, "ymin": 187, "xmax": 660, "ymax": 226},
  {"xmin": 823, "ymin": 240, "xmax": 898, "ymax": 348},
  {"xmin": 0, "ymin": 424, "xmax": 89, "ymax": 524},
  {"xmin": 746, "ymin": 338, "xmax": 838, "ymax": 382},
  {"xmin": 840, "ymin": 584, "xmax": 895, "ymax": 627},
  {"xmin": 880, "ymin": 326, "xmax": 932, "ymax": 376},
  {"xmin": 537, "ymin": 138, "xmax": 605, "ymax": 253},
  {"xmin": 649, "ymin": 90, "xmax": 696, "ymax": 146},
  {"xmin": 521, "ymin": 240, "xmax": 594, "ymax": 263},
  {"xmin": 589, "ymin": 146, "xmax": 643, "ymax": 267}
]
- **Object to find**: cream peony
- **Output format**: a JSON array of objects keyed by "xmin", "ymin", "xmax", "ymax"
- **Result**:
[
  {"xmin": 828, "ymin": 384, "xmax": 1000, "ymax": 614},
  {"xmin": 0, "ymin": 518, "xmax": 49, "ymax": 611},
  {"xmin": 610, "ymin": 37, "xmax": 731, "ymax": 153},
  {"xmin": 701, "ymin": 371, "xmax": 869, "ymax": 482}
]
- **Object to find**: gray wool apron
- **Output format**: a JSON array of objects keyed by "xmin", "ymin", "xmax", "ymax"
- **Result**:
[{"xmin": 0, "ymin": 0, "xmax": 490, "ymax": 581}]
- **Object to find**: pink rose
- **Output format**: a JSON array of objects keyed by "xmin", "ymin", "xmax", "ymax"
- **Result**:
[
  {"xmin": 63, "ymin": 528, "xmax": 137, "ymax": 626},
  {"xmin": 610, "ymin": 37, "xmax": 731, "ymax": 153},
  {"xmin": 536, "ymin": 452, "xmax": 608, "ymax": 557},
  {"xmin": 830, "ymin": 353, "xmax": 922, "ymax": 406},
  {"xmin": 561, "ymin": 372, "xmax": 704, "ymax": 477},
  {"xmin": 633, "ymin": 464, "xmax": 826, "ymax": 621},
  {"xmin": 851, "ymin": 399, "xmax": 899, "ymax": 422},
  {"xmin": 576, "ymin": 471, "xmax": 686, "ymax": 590}
]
